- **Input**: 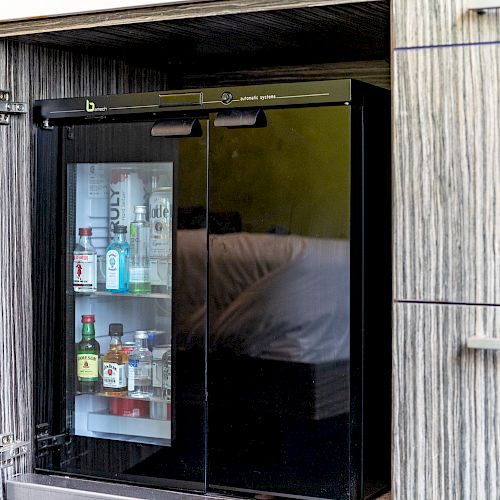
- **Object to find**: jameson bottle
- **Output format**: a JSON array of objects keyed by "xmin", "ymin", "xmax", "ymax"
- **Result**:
[
  {"xmin": 77, "ymin": 314, "xmax": 100, "ymax": 393},
  {"xmin": 103, "ymin": 323, "xmax": 127, "ymax": 396},
  {"xmin": 129, "ymin": 205, "xmax": 151, "ymax": 294}
]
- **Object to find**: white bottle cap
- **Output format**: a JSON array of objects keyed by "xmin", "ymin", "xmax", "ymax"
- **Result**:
[{"xmin": 134, "ymin": 205, "xmax": 147, "ymax": 214}]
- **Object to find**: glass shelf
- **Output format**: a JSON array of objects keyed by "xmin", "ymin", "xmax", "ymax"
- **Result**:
[
  {"xmin": 70, "ymin": 290, "xmax": 171, "ymax": 299},
  {"xmin": 77, "ymin": 391, "xmax": 168, "ymax": 403}
]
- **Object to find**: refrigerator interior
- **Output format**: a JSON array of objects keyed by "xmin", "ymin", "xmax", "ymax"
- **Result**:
[{"xmin": 69, "ymin": 162, "xmax": 173, "ymax": 446}]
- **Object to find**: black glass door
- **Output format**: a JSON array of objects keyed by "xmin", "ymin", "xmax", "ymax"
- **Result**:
[
  {"xmin": 207, "ymin": 105, "xmax": 352, "ymax": 498},
  {"xmin": 34, "ymin": 119, "xmax": 208, "ymax": 490}
]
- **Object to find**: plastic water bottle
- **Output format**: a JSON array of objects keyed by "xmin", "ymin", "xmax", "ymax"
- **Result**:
[{"xmin": 128, "ymin": 331, "xmax": 153, "ymax": 398}]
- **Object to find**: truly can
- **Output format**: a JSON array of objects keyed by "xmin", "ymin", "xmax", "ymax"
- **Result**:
[
  {"xmin": 109, "ymin": 168, "xmax": 147, "ymax": 242},
  {"xmin": 149, "ymin": 187, "xmax": 172, "ymax": 291}
]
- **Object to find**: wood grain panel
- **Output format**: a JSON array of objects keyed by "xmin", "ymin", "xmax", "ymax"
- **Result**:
[
  {"xmin": 0, "ymin": 39, "xmax": 169, "ymax": 499},
  {"xmin": 393, "ymin": 0, "xmax": 500, "ymax": 48},
  {"xmin": 7, "ymin": 3, "xmax": 389, "ymax": 74},
  {"xmin": 0, "ymin": 0, "xmax": 381, "ymax": 38},
  {"xmin": 393, "ymin": 44, "xmax": 500, "ymax": 303},
  {"xmin": 394, "ymin": 302, "xmax": 500, "ymax": 500},
  {"xmin": 180, "ymin": 60, "xmax": 390, "ymax": 90}
]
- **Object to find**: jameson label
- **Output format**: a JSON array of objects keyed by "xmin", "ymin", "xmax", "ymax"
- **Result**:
[
  {"xmin": 103, "ymin": 362, "xmax": 126, "ymax": 389},
  {"xmin": 77, "ymin": 354, "xmax": 99, "ymax": 381}
]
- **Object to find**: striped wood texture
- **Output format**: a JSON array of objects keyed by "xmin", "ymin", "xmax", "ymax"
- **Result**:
[
  {"xmin": 0, "ymin": 0, "xmax": 381, "ymax": 38},
  {"xmin": 394, "ymin": 302, "xmax": 500, "ymax": 500},
  {"xmin": 0, "ymin": 39, "xmax": 170, "ymax": 499},
  {"xmin": 393, "ymin": 43, "xmax": 500, "ymax": 304},
  {"xmin": 393, "ymin": 0, "xmax": 500, "ymax": 48}
]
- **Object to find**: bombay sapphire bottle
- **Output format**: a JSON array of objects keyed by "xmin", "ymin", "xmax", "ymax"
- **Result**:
[{"xmin": 105, "ymin": 225, "xmax": 130, "ymax": 293}]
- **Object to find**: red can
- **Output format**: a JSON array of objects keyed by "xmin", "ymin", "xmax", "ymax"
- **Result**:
[
  {"xmin": 122, "ymin": 342, "xmax": 135, "ymax": 356},
  {"xmin": 109, "ymin": 398, "xmax": 149, "ymax": 418}
]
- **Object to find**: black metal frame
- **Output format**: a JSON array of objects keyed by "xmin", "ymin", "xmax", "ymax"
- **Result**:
[{"xmin": 33, "ymin": 79, "xmax": 391, "ymax": 499}]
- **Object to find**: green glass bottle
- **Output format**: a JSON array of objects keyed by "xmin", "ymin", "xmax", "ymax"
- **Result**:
[{"xmin": 77, "ymin": 314, "xmax": 100, "ymax": 393}]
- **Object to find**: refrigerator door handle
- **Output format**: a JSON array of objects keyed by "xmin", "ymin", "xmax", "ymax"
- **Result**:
[
  {"xmin": 214, "ymin": 108, "xmax": 267, "ymax": 128},
  {"xmin": 151, "ymin": 117, "xmax": 202, "ymax": 137}
]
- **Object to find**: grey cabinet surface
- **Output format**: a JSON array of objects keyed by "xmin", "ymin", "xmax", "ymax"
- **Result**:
[
  {"xmin": 393, "ymin": 43, "xmax": 500, "ymax": 304},
  {"xmin": 394, "ymin": 302, "xmax": 500, "ymax": 500},
  {"xmin": 394, "ymin": 0, "xmax": 500, "ymax": 48}
]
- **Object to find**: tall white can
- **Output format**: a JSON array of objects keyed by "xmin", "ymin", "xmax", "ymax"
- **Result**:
[
  {"xmin": 149, "ymin": 187, "xmax": 172, "ymax": 292},
  {"xmin": 109, "ymin": 168, "xmax": 147, "ymax": 242}
]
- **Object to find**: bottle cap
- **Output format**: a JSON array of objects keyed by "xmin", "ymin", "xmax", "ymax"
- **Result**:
[
  {"xmin": 134, "ymin": 331, "xmax": 148, "ymax": 340},
  {"xmin": 114, "ymin": 225, "xmax": 127, "ymax": 234},
  {"xmin": 79, "ymin": 227, "xmax": 92, "ymax": 236},
  {"xmin": 134, "ymin": 205, "xmax": 147, "ymax": 214},
  {"xmin": 81, "ymin": 314, "xmax": 95, "ymax": 323},
  {"xmin": 109, "ymin": 323, "xmax": 123, "ymax": 336}
]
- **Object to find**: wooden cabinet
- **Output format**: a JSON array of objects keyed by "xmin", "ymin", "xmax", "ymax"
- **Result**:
[
  {"xmin": 394, "ymin": 302, "xmax": 500, "ymax": 500},
  {"xmin": 393, "ymin": 0, "xmax": 500, "ymax": 48},
  {"xmin": 393, "ymin": 43, "xmax": 500, "ymax": 304}
]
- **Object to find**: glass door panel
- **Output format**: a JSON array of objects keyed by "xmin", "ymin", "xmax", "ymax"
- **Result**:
[
  {"xmin": 69, "ymin": 161, "xmax": 173, "ymax": 446},
  {"xmin": 34, "ymin": 119, "xmax": 208, "ymax": 490},
  {"xmin": 208, "ymin": 105, "xmax": 351, "ymax": 498}
]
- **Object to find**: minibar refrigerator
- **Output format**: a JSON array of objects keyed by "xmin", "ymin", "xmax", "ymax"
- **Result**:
[{"xmin": 32, "ymin": 79, "xmax": 391, "ymax": 500}]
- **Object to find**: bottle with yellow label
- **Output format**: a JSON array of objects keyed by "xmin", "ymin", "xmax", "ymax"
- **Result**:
[{"xmin": 77, "ymin": 314, "xmax": 100, "ymax": 393}]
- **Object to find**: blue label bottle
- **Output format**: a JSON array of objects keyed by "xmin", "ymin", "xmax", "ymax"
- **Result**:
[{"xmin": 105, "ymin": 225, "xmax": 130, "ymax": 293}]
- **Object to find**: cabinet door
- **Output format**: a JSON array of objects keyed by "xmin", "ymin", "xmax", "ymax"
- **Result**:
[
  {"xmin": 394, "ymin": 44, "xmax": 500, "ymax": 303},
  {"xmin": 34, "ymin": 120, "xmax": 208, "ymax": 490},
  {"xmin": 394, "ymin": 0, "xmax": 500, "ymax": 48},
  {"xmin": 394, "ymin": 302, "xmax": 500, "ymax": 499}
]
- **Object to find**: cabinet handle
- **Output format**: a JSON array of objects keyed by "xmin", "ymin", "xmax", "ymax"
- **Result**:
[
  {"xmin": 468, "ymin": 0, "xmax": 500, "ymax": 13},
  {"xmin": 467, "ymin": 336, "xmax": 500, "ymax": 350}
]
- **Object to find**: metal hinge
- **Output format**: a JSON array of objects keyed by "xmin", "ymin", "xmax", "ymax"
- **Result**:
[
  {"xmin": 0, "ymin": 433, "xmax": 29, "ymax": 470},
  {"xmin": 36, "ymin": 423, "xmax": 68, "ymax": 456},
  {"xmin": 0, "ymin": 90, "xmax": 27, "ymax": 126}
]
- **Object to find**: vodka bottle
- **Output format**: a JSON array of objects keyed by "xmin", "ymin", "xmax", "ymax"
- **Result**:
[
  {"xmin": 102, "ymin": 323, "xmax": 127, "ymax": 396},
  {"xmin": 149, "ymin": 187, "xmax": 172, "ymax": 293},
  {"xmin": 128, "ymin": 331, "xmax": 153, "ymax": 398},
  {"xmin": 76, "ymin": 314, "xmax": 100, "ymax": 393},
  {"xmin": 129, "ymin": 205, "xmax": 151, "ymax": 294},
  {"xmin": 73, "ymin": 227, "xmax": 97, "ymax": 292},
  {"xmin": 105, "ymin": 225, "xmax": 130, "ymax": 293}
]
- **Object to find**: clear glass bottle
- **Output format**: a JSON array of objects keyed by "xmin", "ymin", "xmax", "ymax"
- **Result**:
[
  {"xmin": 76, "ymin": 314, "xmax": 100, "ymax": 393},
  {"xmin": 102, "ymin": 323, "xmax": 127, "ymax": 396},
  {"xmin": 149, "ymin": 187, "xmax": 172, "ymax": 294},
  {"xmin": 150, "ymin": 345, "xmax": 170, "ymax": 420},
  {"xmin": 128, "ymin": 331, "xmax": 153, "ymax": 398},
  {"xmin": 129, "ymin": 205, "xmax": 151, "ymax": 294},
  {"xmin": 73, "ymin": 227, "xmax": 97, "ymax": 292},
  {"xmin": 162, "ymin": 346, "xmax": 172, "ymax": 420},
  {"xmin": 105, "ymin": 225, "xmax": 130, "ymax": 293}
]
